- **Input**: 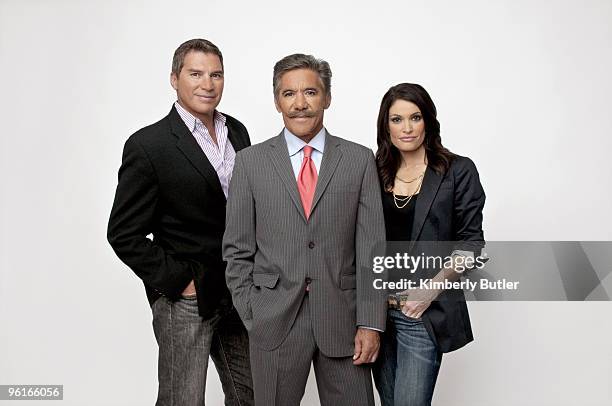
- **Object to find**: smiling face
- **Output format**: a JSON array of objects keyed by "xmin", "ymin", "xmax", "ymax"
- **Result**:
[
  {"xmin": 171, "ymin": 51, "xmax": 224, "ymax": 123},
  {"xmin": 274, "ymin": 68, "xmax": 331, "ymax": 143},
  {"xmin": 388, "ymin": 99, "xmax": 426, "ymax": 154}
]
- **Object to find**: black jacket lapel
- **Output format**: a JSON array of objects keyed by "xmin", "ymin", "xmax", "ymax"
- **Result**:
[
  {"xmin": 169, "ymin": 106, "xmax": 225, "ymax": 199},
  {"xmin": 410, "ymin": 166, "xmax": 444, "ymax": 249},
  {"xmin": 225, "ymin": 117, "xmax": 248, "ymax": 152}
]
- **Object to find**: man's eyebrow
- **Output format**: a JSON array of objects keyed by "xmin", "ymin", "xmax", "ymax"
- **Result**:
[{"xmin": 185, "ymin": 68, "xmax": 224, "ymax": 75}]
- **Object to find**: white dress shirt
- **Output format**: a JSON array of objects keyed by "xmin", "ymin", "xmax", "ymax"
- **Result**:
[{"xmin": 284, "ymin": 127, "xmax": 325, "ymax": 178}]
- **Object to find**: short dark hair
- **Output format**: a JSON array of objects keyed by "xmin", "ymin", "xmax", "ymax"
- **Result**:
[
  {"xmin": 172, "ymin": 39, "xmax": 223, "ymax": 76},
  {"xmin": 375, "ymin": 83, "xmax": 455, "ymax": 191},
  {"xmin": 272, "ymin": 53, "xmax": 331, "ymax": 98}
]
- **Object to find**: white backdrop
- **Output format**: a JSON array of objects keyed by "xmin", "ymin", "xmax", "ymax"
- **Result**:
[{"xmin": 1, "ymin": 0, "xmax": 611, "ymax": 405}]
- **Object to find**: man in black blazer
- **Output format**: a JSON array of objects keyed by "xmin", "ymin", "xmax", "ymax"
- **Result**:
[{"xmin": 107, "ymin": 39, "xmax": 253, "ymax": 406}]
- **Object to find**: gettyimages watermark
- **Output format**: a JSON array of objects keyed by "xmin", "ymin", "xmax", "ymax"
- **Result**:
[
  {"xmin": 372, "ymin": 252, "xmax": 489, "ymax": 274},
  {"xmin": 365, "ymin": 241, "xmax": 612, "ymax": 301}
]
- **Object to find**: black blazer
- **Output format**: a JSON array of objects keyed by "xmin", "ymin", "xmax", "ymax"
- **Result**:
[
  {"xmin": 406, "ymin": 155, "xmax": 485, "ymax": 353},
  {"xmin": 107, "ymin": 106, "xmax": 251, "ymax": 318}
]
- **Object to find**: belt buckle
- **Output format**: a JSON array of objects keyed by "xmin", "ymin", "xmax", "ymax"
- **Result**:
[{"xmin": 388, "ymin": 294, "xmax": 401, "ymax": 310}]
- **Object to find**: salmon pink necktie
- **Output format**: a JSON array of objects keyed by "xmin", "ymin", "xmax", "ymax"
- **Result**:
[{"xmin": 297, "ymin": 145, "xmax": 318, "ymax": 219}]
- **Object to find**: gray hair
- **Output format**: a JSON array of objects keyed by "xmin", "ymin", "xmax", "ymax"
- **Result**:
[
  {"xmin": 171, "ymin": 39, "xmax": 223, "ymax": 75},
  {"xmin": 273, "ymin": 53, "xmax": 332, "ymax": 98}
]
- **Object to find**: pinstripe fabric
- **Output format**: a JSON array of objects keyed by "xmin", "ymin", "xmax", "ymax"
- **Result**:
[
  {"xmin": 249, "ymin": 295, "xmax": 375, "ymax": 406},
  {"xmin": 174, "ymin": 101, "xmax": 236, "ymax": 197},
  {"xmin": 223, "ymin": 130, "xmax": 387, "ymax": 354}
]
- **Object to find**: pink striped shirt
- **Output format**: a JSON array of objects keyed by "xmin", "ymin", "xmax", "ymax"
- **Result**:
[{"xmin": 174, "ymin": 102, "xmax": 236, "ymax": 198}]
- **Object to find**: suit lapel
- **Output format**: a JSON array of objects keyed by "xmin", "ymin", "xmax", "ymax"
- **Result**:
[
  {"xmin": 267, "ymin": 133, "xmax": 308, "ymax": 222},
  {"xmin": 310, "ymin": 132, "xmax": 342, "ymax": 215},
  {"xmin": 169, "ymin": 107, "xmax": 225, "ymax": 199},
  {"xmin": 410, "ymin": 166, "xmax": 443, "ymax": 249}
]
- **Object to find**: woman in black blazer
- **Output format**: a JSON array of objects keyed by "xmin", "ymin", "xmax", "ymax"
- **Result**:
[{"xmin": 372, "ymin": 83, "xmax": 485, "ymax": 406}]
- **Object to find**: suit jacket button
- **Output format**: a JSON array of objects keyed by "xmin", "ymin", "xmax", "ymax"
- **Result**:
[{"xmin": 308, "ymin": 242, "xmax": 315, "ymax": 249}]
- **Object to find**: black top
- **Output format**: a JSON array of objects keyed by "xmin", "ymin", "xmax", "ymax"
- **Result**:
[{"xmin": 382, "ymin": 191, "xmax": 418, "ymax": 241}]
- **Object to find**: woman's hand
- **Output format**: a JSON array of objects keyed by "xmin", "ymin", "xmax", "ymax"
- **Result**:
[{"xmin": 401, "ymin": 299, "xmax": 432, "ymax": 319}]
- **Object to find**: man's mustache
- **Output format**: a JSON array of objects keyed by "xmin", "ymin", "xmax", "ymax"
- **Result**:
[{"xmin": 287, "ymin": 111, "xmax": 316, "ymax": 118}]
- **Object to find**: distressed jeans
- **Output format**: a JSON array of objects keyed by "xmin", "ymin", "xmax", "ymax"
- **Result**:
[
  {"xmin": 373, "ymin": 310, "xmax": 442, "ymax": 406},
  {"xmin": 152, "ymin": 296, "xmax": 254, "ymax": 406}
]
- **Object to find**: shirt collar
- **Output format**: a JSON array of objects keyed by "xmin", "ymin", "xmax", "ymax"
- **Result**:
[
  {"xmin": 284, "ymin": 127, "xmax": 326, "ymax": 157},
  {"xmin": 174, "ymin": 101, "xmax": 225, "ymax": 133}
]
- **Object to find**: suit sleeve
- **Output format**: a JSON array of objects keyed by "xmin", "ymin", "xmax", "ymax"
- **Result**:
[
  {"xmin": 355, "ymin": 151, "xmax": 387, "ymax": 332},
  {"xmin": 452, "ymin": 157, "xmax": 486, "ymax": 255},
  {"xmin": 107, "ymin": 136, "xmax": 193, "ymax": 298},
  {"xmin": 222, "ymin": 152, "xmax": 256, "ymax": 330}
]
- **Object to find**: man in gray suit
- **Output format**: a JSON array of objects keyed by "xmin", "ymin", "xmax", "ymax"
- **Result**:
[{"xmin": 223, "ymin": 53, "xmax": 386, "ymax": 406}]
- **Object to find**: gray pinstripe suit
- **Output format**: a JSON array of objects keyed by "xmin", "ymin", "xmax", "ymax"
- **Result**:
[{"xmin": 223, "ymin": 130, "xmax": 386, "ymax": 405}]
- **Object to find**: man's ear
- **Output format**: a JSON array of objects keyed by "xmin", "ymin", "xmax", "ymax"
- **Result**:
[
  {"xmin": 324, "ymin": 92, "xmax": 332, "ymax": 109},
  {"xmin": 170, "ymin": 72, "xmax": 178, "ymax": 91},
  {"xmin": 274, "ymin": 96, "xmax": 282, "ymax": 113}
]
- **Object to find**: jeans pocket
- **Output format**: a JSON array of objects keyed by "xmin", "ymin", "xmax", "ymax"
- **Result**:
[
  {"xmin": 178, "ymin": 296, "xmax": 199, "ymax": 310},
  {"xmin": 402, "ymin": 314, "xmax": 423, "ymax": 322},
  {"xmin": 391, "ymin": 309, "xmax": 423, "ymax": 322},
  {"xmin": 174, "ymin": 296, "xmax": 201, "ymax": 320},
  {"xmin": 180, "ymin": 293, "xmax": 198, "ymax": 301}
]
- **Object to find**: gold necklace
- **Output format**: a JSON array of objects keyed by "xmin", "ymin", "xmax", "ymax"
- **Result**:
[
  {"xmin": 392, "ymin": 192, "xmax": 416, "ymax": 209},
  {"xmin": 392, "ymin": 174, "xmax": 424, "ymax": 209},
  {"xmin": 395, "ymin": 173, "xmax": 423, "ymax": 184}
]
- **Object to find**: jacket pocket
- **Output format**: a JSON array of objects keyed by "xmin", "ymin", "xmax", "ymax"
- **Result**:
[
  {"xmin": 253, "ymin": 273, "xmax": 280, "ymax": 289},
  {"xmin": 340, "ymin": 274, "xmax": 356, "ymax": 290}
]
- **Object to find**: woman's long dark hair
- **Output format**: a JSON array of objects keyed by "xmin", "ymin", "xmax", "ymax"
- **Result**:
[{"xmin": 375, "ymin": 83, "xmax": 455, "ymax": 191}]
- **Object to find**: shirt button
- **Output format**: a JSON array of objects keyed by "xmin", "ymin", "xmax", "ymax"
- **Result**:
[{"xmin": 308, "ymin": 242, "xmax": 315, "ymax": 249}]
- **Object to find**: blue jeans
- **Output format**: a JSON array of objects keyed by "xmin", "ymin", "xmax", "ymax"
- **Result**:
[
  {"xmin": 373, "ymin": 310, "xmax": 442, "ymax": 406},
  {"xmin": 152, "ymin": 296, "xmax": 254, "ymax": 406}
]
